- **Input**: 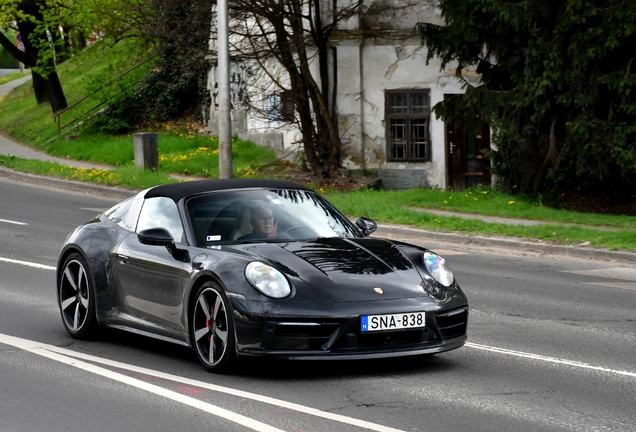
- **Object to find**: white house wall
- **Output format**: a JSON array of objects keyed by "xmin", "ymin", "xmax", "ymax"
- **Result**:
[
  {"xmin": 208, "ymin": 0, "xmax": 467, "ymax": 189},
  {"xmin": 335, "ymin": 38, "xmax": 464, "ymax": 189}
]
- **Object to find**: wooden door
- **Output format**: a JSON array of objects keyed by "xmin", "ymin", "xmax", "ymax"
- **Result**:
[{"xmin": 446, "ymin": 114, "xmax": 491, "ymax": 191}]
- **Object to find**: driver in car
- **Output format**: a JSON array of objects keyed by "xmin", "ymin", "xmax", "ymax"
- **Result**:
[{"xmin": 239, "ymin": 206, "xmax": 288, "ymax": 240}]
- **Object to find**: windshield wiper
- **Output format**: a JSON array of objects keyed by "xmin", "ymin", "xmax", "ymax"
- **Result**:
[{"xmin": 235, "ymin": 238, "xmax": 292, "ymax": 244}]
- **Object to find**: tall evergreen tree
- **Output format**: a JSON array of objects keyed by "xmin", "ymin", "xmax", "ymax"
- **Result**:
[{"xmin": 420, "ymin": 0, "xmax": 636, "ymax": 194}]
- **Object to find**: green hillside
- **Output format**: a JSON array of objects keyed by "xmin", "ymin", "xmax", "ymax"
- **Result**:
[{"xmin": 0, "ymin": 41, "xmax": 152, "ymax": 145}]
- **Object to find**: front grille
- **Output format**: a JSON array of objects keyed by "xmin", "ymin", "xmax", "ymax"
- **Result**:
[
  {"xmin": 263, "ymin": 321, "xmax": 340, "ymax": 350},
  {"xmin": 435, "ymin": 307, "xmax": 468, "ymax": 340}
]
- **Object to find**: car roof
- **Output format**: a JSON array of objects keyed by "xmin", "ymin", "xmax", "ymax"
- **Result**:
[{"xmin": 144, "ymin": 179, "xmax": 312, "ymax": 202}]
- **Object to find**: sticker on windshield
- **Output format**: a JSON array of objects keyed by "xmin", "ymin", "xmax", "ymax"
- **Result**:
[{"xmin": 207, "ymin": 235, "xmax": 221, "ymax": 242}]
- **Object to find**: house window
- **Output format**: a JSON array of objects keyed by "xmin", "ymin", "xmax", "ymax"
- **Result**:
[
  {"xmin": 386, "ymin": 90, "xmax": 431, "ymax": 161},
  {"xmin": 265, "ymin": 94, "xmax": 281, "ymax": 122},
  {"xmin": 264, "ymin": 90, "xmax": 295, "ymax": 123}
]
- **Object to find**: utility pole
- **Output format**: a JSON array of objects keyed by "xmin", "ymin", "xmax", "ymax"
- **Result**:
[{"xmin": 217, "ymin": 0, "xmax": 232, "ymax": 178}]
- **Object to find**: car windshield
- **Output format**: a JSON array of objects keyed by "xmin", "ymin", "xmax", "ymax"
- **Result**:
[{"xmin": 186, "ymin": 188, "xmax": 362, "ymax": 247}]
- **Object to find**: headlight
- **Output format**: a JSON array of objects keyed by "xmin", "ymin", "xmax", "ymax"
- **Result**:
[
  {"xmin": 245, "ymin": 262, "xmax": 291, "ymax": 298},
  {"xmin": 423, "ymin": 252, "xmax": 454, "ymax": 287}
]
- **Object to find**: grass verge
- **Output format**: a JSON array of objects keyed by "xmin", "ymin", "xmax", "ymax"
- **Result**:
[
  {"xmin": 2, "ymin": 148, "xmax": 636, "ymax": 251},
  {"xmin": 41, "ymin": 130, "xmax": 278, "ymax": 178},
  {"xmin": 0, "ymin": 155, "xmax": 175, "ymax": 189},
  {"xmin": 325, "ymin": 188, "xmax": 636, "ymax": 251},
  {"xmin": 326, "ymin": 186, "xmax": 636, "ymax": 229}
]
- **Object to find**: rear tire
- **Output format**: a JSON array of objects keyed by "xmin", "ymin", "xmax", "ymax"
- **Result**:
[
  {"xmin": 191, "ymin": 282, "xmax": 237, "ymax": 372},
  {"xmin": 57, "ymin": 252, "xmax": 98, "ymax": 339}
]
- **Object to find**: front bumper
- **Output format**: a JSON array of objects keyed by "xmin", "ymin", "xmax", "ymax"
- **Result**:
[{"xmin": 230, "ymin": 297, "xmax": 469, "ymax": 360}]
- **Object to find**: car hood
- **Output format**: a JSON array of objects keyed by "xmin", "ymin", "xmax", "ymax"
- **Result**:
[{"xmin": 236, "ymin": 238, "xmax": 430, "ymax": 302}]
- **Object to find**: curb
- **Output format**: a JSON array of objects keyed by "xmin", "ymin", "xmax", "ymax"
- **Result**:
[
  {"xmin": 2, "ymin": 164, "xmax": 635, "ymax": 264},
  {"xmin": 376, "ymin": 224, "xmax": 636, "ymax": 264},
  {"xmin": 0, "ymin": 165, "xmax": 136, "ymax": 199}
]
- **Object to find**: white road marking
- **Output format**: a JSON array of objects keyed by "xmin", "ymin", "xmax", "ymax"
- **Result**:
[
  {"xmin": 467, "ymin": 342, "xmax": 636, "ymax": 378},
  {"xmin": 0, "ymin": 333, "xmax": 405, "ymax": 432},
  {"xmin": 0, "ymin": 256, "xmax": 55, "ymax": 271},
  {"xmin": 0, "ymin": 333, "xmax": 285, "ymax": 432},
  {"xmin": 0, "ymin": 218, "xmax": 27, "ymax": 226}
]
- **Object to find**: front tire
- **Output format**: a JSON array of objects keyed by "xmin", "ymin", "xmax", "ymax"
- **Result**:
[
  {"xmin": 58, "ymin": 252, "xmax": 98, "ymax": 339},
  {"xmin": 191, "ymin": 282, "xmax": 236, "ymax": 372}
]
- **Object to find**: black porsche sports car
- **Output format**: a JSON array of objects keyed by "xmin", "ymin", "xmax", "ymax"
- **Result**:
[{"xmin": 57, "ymin": 179, "xmax": 468, "ymax": 372}]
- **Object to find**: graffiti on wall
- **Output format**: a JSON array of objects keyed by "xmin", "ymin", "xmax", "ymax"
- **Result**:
[{"xmin": 207, "ymin": 61, "xmax": 248, "ymax": 110}]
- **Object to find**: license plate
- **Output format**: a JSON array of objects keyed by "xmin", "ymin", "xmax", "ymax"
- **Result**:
[{"xmin": 360, "ymin": 312, "xmax": 426, "ymax": 332}]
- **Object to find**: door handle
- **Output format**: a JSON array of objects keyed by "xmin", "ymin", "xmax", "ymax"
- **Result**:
[{"xmin": 118, "ymin": 254, "xmax": 129, "ymax": 264}]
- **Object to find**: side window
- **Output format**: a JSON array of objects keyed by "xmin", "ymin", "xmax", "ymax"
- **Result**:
[
  {"xmin": 104, "ymin": 197, "xmax": 133, "ymax": 229},
  {"xmin": 385, "ymin": 89, "xmax": 431, "ymax": 161},
  {"xmin": 137, "ymin": 197, "xmax": 185, "ymax": 243}
]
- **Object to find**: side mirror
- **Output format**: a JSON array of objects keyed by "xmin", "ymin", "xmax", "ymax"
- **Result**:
[
  {"xmin": 355, "ymin": 217, "xmax": 377, "ymax": 236},
  {"xmin": 138, "ymin": 228, "xmax": 176, "ymax": 254}
]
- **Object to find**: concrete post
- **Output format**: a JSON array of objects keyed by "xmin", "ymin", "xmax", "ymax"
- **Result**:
[
  {"xmin": 134, "ymin": 133, "xmax": 159, "ymax": 171},
  {"xmin": 217, "ymin": 0, "xmax": 233, "ymax": 179}
]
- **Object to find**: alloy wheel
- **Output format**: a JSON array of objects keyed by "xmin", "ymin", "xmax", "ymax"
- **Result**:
[
  {"xmin": 58, "ymin": 255, "xmax": 96, "ymax": 338},
  {"xmin": 192, "ymin": 284, "xmax": 235, "ymax": 371}
]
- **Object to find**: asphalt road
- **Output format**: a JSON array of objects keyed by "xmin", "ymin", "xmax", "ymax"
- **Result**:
[{"xmin": 1, "ymin": 176, "xmax": 635, "ymax": 431}]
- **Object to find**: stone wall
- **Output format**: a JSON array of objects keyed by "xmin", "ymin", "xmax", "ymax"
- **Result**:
[{"xmin": 377, "ymin": 168, "xmax": 431, "ymax": 190}]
